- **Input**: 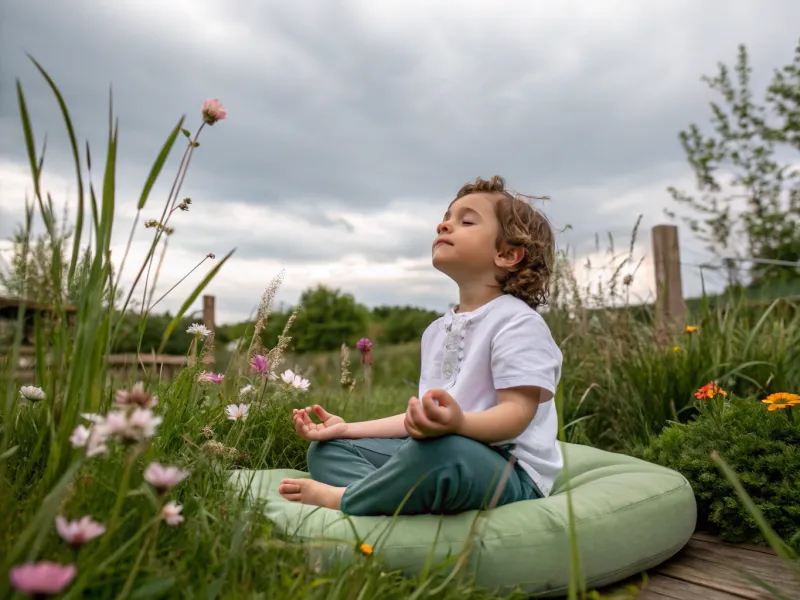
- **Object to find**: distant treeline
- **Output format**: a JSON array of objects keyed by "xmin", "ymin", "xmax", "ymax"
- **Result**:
[{"xmin": 111, "ymin": 285, "xmax": 442, "ymax": 356}]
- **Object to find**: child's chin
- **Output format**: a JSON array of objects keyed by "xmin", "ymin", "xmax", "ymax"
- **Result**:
[{"xmin": 431, "ymin": 255, "xmax": 452, "ymax": 273}]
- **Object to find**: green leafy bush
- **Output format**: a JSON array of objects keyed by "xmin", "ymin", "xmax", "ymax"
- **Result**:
[{"xmin": 638, "ymin": 394, "xmax": 800, "ymax": 550}]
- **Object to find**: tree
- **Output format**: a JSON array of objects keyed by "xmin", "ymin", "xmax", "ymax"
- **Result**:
[
  {"xmin": 372, "ymin": 305, "xmax": 441, "ymax": 345},
  {"xmin": 667, "ymin": 40, "xmax": 800, "ymax": 287},
  {"xmin": 289, "ymin": 285, "xmax": 370, "ymax": 353}
]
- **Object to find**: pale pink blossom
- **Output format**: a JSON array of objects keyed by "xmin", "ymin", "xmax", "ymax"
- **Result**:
[
  {"xmin": 197, "ymin": 371, "xmax": 224, "ymax": 384},
  {"xmin": 161, "ymin": 501, "xmax": 184, "ymax": 526},
  {"xmin": 69, "ymin": 423, "xmax": 108, "ymax": 457},
  {"xmin": 201, "ymin": 98, "xmax": 227, "ymax": 125},
  {"xmin": 281, "ymin": 369, "xmax": 310, "ymax": 391},
  {"xmin": 55, "ymin": 515, "xmax": 106, "ymax": 547},
  {"xmin": 115, "ymin": 382, "xmax": 156, "ymax": 408},
  {"xmin": 225, "ymin": 403, "xmax": 250, "ymax": 421},
  {"xmin": 101, "ymin": 408, "xmax": 162, "ymax": 443},
  {"xmin": 9, "ymin": 562, "xmax": 77, "ymax": 596},
  {"xmin": 69, "ymin": 425, "xmax": 90, "ymax": 448},
  {"xmin": 144, "ymin": 462, "xmax": 190, "ymax": 493},
  {"xmin": 128, "ymin": 408, "xmax": 163, "ymax": 438},
  {"xmin": 238, "ymin": 384, "xmax": 255, "ymax": 398},
  {"xmin": 250, "ymin": 354, "xmax": 268, "ymax": 374}
]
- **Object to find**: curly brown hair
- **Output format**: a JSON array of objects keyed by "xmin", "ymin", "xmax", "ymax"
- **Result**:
[{"xmin": 452, "ymin": 175, "xmax": 555, "ymax": 309}]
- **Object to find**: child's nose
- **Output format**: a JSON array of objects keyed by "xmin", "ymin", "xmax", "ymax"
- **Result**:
[{"xmin": 437, "ymin": 222, "xmax": 451, "ymax": 234}]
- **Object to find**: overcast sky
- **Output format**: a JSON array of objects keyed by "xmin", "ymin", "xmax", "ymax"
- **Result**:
[{"xmin": 1, "ymin": 1, "xmax": 799, "ymax": 324}]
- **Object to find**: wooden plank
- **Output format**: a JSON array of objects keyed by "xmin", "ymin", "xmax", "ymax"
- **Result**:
[
  {"xmin": 638, "ymin": 573, "xmax": 741, "ymax": 600},
  {"xmin": 0, "ymin": 295, "xmax": 77, "ymax": 313},
  {"xmin": 106, "ymin": 354, "xmax": 187, "ymax": 366},
  {"xmin": 692, "ymin": 532, "xmax": 776, "ymax": 555},
  {"xmin": 657, "ymin": 561, "xmax": 777, "ymax": 600},
  {"xmin": 681, "ymin": 538, "xmax": 798, "ymax": 593}
]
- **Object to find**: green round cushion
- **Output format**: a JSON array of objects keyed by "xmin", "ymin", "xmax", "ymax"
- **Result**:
[{"xmin": 228, "ymin": 442, "xmax": 696, "ymax": 597}]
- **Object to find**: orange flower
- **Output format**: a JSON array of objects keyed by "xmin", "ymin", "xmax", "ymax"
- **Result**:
[
  {"xmin": 685, "ymin": 325, "xmax": 697, "ymax": 333},
  {"xmin": 761, "ymin": 392, "xmax": 800, "ymax": 411},
  {"xmin": 359, "ymin": 543, "xmax": 373, "ymax": 556},
  {"xmin": 694, "ymin": 382, "xmax": 727, "ymax": 401},
  {"xmin": 672, "ymin": 346, "xmax": 681, "ymax": 352}
]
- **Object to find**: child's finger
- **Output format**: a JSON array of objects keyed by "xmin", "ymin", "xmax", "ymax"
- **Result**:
[
  {"xmin": 409, "ymin": 398, "xmax": 434, "ymax": 432},
  {"xmin": 313, "ymin": 405, "xmax": 332, "ymax": 421},
  {"xmin": 404, "ymin": 410, "xmax": 423, "ymax": 438},
  {"xmin": 421, "ymin": 394, "xmax": 446, "ymax": 423}
]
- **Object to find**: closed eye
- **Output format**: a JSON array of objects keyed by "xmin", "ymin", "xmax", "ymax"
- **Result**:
[{"xmin": 462, "ymin": 220, "xmax": 475, "ymax": 225}]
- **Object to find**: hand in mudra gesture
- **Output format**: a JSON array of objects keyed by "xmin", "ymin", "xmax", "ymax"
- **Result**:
[
  {"xmin": 292, "ymin": 405, "xmax": 348, "ymax": 441},
  {"xmin": 404, "ymin": 388, "xmax": 464, "ymax": 438}
]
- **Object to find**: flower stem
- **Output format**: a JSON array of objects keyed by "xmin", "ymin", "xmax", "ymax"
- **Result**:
[
  {"xmin": 146, "ymin": 253, "xmax": 213, "ymax": 312},
  {"xmin": 101, "ymin": 448, "xmax": 136, "ymax": 553},
  {"xmin": 117, "ymin": 517, "xmax": 160, "ymax": 600}
]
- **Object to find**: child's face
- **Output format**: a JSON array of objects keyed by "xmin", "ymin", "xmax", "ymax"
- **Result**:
[{"xmin": 432, "ymin": 193, "xmax": 501, "ymax": 278}]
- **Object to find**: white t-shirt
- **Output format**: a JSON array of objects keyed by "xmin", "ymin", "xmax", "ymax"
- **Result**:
[{"xmin": 418, "ymin": 294, "xmax": 563, "ymax": 496}]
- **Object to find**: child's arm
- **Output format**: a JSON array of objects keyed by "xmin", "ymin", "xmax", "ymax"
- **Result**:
[
  {"xmin": 456, "ymin": 386, "xmax": 544, "ymax": 443},
  {"xmin": 340, "ymin": 413, "xmax": 408, "ymax": 439},
  {"xmin": 293, "ymin": 406, "xmax": 408, "ymax": 441},
  {"xmin": 406, "ymin": 387, "xmax": 543, "ymax": 443}
]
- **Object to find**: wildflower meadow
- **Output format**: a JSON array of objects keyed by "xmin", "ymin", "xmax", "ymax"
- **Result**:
[{"xmin": 2, "ymin": 58, "xmax": 800, "ymax": 600}]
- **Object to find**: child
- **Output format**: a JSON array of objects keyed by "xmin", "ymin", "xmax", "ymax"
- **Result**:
[{"xmin": 279, "ymin": 175, "xmax": 563, "ymax": 516}]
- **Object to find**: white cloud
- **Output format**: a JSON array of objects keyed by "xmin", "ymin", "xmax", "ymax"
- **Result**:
[{"xmin": 3, "ymin": 0, "xmax": 799, "ymax": 322}]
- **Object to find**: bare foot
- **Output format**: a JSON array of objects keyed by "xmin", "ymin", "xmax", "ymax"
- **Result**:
[{"xmin": 279, "ymin": 478, "xmax": 345, "ymax": 510}]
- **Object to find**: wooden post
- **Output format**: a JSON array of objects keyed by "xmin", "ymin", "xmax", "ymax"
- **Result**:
[
  {"xmin": 203, "ymin": 294, "xmax": 215, "ymax": 367},
  {"xmin": 652, "ymin": 225, "xmax": 685, "ymax": 326}
]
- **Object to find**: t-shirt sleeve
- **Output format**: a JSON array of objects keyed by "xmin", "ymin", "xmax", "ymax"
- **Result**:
[{"xmin": 490, "ymin": 313, "xmax": 562, "ymax": 396}]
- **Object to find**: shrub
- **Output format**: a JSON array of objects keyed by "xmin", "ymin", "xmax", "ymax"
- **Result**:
[{"xmin": 637, "ymin": 392, "xmax": 800, "ymax": 550}]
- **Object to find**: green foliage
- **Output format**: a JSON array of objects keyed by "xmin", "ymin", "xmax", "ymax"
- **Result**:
[
  {"xmin": 637, "ymin": 396, "xmax": 800, "ymax": 551},
  {"xmin": 373, "ymin": 304, "xmax": 442, "ymax": 345},
  {"xmin": 110, "ymin": 312, "xmax": 195, "ymax": 355},
  {"xmin": 286, "ymin": 285, "xmax": 370, "ymax": 353},
  {"xmin": 667, "ymin": 39, "xmax": 800, "ymax": 287},
  {"xmin": 545, "ymin": 272, "xmax": 800, "ymax": 450}
]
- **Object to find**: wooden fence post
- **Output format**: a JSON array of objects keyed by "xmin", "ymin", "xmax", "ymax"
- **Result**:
[
  {"xmin": 203, "ymin": 294, "xmax": 215, "ymax": 367},
  {"xmin": 652, "ymin": 225, "xmax": 685, "ymax": 326}
]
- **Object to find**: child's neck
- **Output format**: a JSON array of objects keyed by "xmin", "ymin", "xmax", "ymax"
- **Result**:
[{"xmin": 454, "ymin": 280, "xmax": 503, "ymax": 313}]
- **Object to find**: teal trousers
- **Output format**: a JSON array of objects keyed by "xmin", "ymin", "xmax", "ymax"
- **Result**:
[{"xmin": 307, "ymin": 435, "xmax": 541, "ymax": 516}]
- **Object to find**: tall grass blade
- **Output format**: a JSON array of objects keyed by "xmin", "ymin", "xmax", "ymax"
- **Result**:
[
  {"xmin": 158, "ymin": 248, "xmax": 235, "ymax": 352},
  {"xmin": 28, "ymin": 55, "xmax": 86, "ymax": 283}
]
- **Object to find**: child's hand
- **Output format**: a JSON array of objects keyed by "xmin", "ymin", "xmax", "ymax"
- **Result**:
[
  {"xmin": 404, "ymin": 389, "xmax": 463, "ymax": 439},
  {"xmin": 292, "ymin": 405, "xmax": 348, "ymax": 441}
]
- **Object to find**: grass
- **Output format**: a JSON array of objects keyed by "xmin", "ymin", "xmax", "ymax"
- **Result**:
[{"xmin": 2, "ymin": 59, "xmax": 799, "ymax": 599}]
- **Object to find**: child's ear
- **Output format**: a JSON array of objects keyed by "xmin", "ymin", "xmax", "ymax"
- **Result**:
[{"xmin": 495, "ymin": 245, "xmax": 525, "ymax": 271}]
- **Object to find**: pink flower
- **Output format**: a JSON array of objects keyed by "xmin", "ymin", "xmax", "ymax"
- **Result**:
[
  {"xmin": 115, "ymin": 382, "xmax": 156, "ymax": 408},
  {"xmin": 55, "ymin": 515, "xmax": 106, "ymax": 547},
  {"xmin": 100, "ymin": 408, "xmax": 162, "ymax": 443},
  {"xmin": 201, "ymin": 98, "xmax": 227, "ymax": 125},
  {"xmin": 250, "ymin": 354, "xmax": 268, "ymax": 374},
  {"xmin": 144, "ymin": 462, "xmax": 190, "ymax": 493},
  {"xmin": 161, "ymin": 501, "xmax": 184, "ymax": 526},
  {"xmin": 9, "ymin": 562, "xmax": 77, "ymax": 596},
  {"xmin": 356, "ymin": 338, "xmax": 373, "ymax": 366},
  {"xmin": 197, "ymin": 372, "xmax": 224, "ymax": 384}
]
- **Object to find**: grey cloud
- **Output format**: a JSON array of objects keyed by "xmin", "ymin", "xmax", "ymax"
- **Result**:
[{"xmin": 3, "ymin": 0, "xmax": 800, "ymax": 318}]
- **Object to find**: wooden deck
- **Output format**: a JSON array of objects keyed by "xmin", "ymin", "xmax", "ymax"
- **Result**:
[{"xmin": 616, "ymin": 533, "xmax": 799, "ymax": 600}]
